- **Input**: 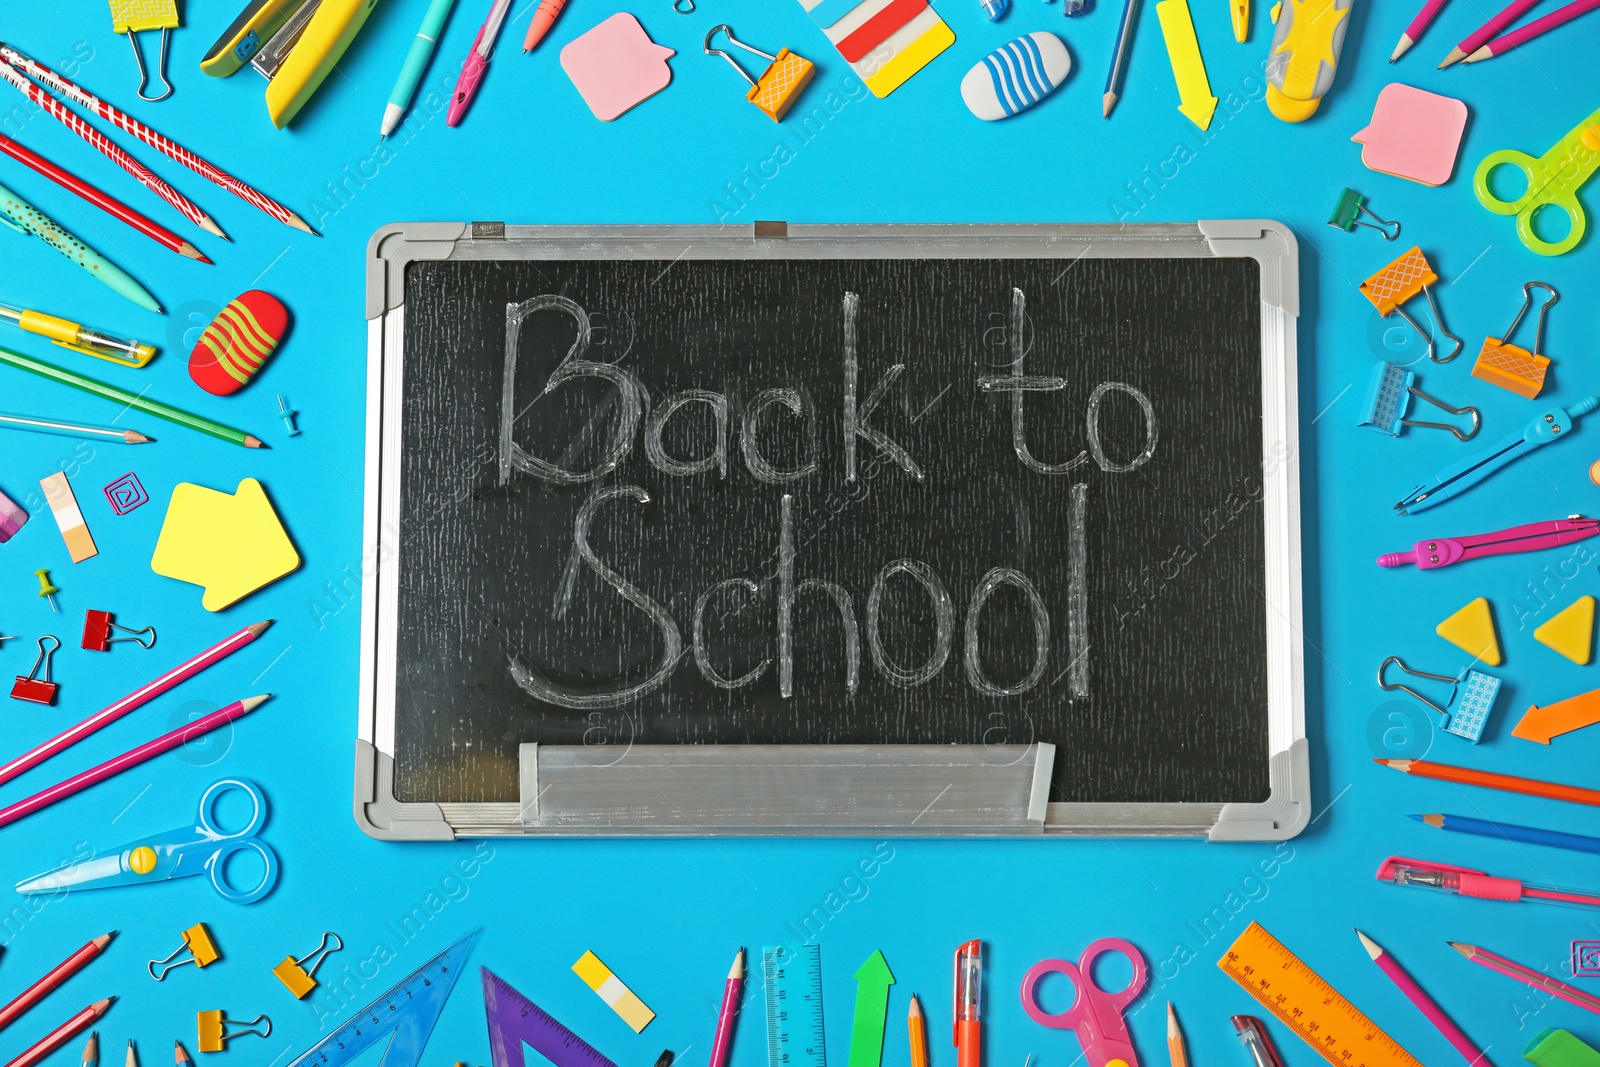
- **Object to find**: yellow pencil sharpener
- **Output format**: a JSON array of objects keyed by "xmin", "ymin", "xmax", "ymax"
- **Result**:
[{"xmin": 704, "ymin": 24, "xmax": 815, "ymax": 122}]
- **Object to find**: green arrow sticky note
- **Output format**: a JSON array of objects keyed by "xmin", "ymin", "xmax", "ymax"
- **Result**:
[{"xmin": 847, "ymin": 951, "xmax": 896, "ymax": 1067}]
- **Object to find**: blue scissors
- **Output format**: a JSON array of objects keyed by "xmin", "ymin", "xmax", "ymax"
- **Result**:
[{"xmin": 14, "ymin": 778, "xmax": 279, "ymax": 904}]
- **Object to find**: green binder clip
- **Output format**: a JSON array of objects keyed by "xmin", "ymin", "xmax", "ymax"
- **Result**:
[{"xmin": 1329, "ymin": 187, "xmax": 1400, "ymax": 240}]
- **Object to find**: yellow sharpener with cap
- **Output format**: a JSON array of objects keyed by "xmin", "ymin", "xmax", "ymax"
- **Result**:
[{"xmin": 148, "ymin": 923, "xmax": 221, "ymax": 981}]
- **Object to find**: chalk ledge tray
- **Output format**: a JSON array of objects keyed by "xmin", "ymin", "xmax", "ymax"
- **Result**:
[{"xmin": 357, "ymin": 221, "xmax": 1307, "ymax": 842}]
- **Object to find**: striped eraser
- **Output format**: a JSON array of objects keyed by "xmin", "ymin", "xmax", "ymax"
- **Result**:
[
  {"xmin": 572, "ymin": 951, "xmax": 655, "ymax": 1032},
  {"xmin": 960, "ymin": 32, "xmax": 1072, "ymax": 120},
  {"xmin": 40, "ymin": 472, "xmax": 96, "ymax": 562},
  {"xmin": 189, "ymin": 290, "xmax": 289, "ymax": 396},
  {"xmin": 0, "ymin": 486, "xmax": 26, "ymax": 543}
]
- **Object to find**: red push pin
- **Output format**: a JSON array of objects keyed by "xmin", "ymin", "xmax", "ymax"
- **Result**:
[{"xmin": 11, "ymin": 636, "xmax": 61, "ymax": 704}]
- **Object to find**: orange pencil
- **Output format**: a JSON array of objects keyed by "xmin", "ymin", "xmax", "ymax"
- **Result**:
[
  {"xmin": 7, "ymin": 998, "xmax": 112, "ymax": 1067},
  {"xmin": 908, "ymin": 996, "xmax": 929, "ymax": 1067},
  {"xmin": 1376, "ymin": 758, "xmax": 1600, "ymax": 807},
  {"xmin": 1166, "ymin": 1004, "xmax": 1188, "ymax": 1067}
]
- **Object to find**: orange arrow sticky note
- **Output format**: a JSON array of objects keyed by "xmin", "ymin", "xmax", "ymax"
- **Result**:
[
  {"xmin": 151, "ymin": 479, "xmax": 299, "ymax": 611},
  {"xmin": 1514, "ymin": 685, "xmax": 1600, "ymax": 744}
]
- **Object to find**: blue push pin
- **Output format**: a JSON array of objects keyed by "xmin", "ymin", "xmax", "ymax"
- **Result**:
[{"xmin": 981, "ymin": 0, "xmax": 1009, "ymax": 19}]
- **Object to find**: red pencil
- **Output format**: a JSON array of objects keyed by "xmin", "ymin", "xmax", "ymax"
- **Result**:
[
  {"xmin": 0, "ymin": 136, "xmax": 209, "ymax": 262},
  {"xmin": 1464, "ymin": 0, "xmax": 1600, "ymax": 61},
  {"xmin": 5, "ymin": 998, "xmax": 113, "ymax": 1067},
  {"xmin": 0, "ymin": 934, "xmax": 115, "ymax": 1034}
]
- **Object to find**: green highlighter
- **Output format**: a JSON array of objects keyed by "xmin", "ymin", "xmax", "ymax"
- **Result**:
[{"xmin": 1526, "ymin": 1029, "xmax": 1600, "ymax": 1067}]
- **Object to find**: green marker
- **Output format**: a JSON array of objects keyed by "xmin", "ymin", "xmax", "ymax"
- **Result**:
[
  {"xmin": 847, "ymin": 951, "xmax": 896, "ymax": 1067},
  {"xmin": 382, "ymin": 0, "xmax": 458, "ymax": 136},
  {"xmin": 0, "ymin": 180, "xmax": 160, "ymax": 314}
]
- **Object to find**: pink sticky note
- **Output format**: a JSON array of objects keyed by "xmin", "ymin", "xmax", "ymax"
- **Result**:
[
  {"xmin": 561, "ymin": 13, "xmax": 675, "ymax": 122},
  {"xmin": 1352, "ymin": 84, "xmax": 1469, "ymax": 187}
]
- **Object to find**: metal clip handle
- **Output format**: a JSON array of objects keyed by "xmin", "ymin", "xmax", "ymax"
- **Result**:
[
  {"xmin": 704, "ymin": 24, "xmax": 776, "ymax": 87},
  {"xmin": 1499, "ymin": 281, "xmax": 1560, "ymax": 358},
  {"xmin": 1401, "ymin": 386, "xmax": 1480, "ymax": 441},
  {"xmin": 1377, "ymin": 655, "xmax": 1457, "ymax": 717},
  {"xmin": 127, "ymin": 28, "xmax": 174, "ymax": 102},
  {"xmin": 294, "ymin": 932, "xmax": 342, "ymax": 978},
  {"xmin": 22, "ymin": 635, "xmax": 59, "ymax": 684}
]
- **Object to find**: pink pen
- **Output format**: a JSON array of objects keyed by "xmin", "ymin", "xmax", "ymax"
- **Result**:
[
  {"xmin": 1377, "ymin": 516, "xmax": 1599, "ymax": 570},
  {"xmin": 448, "ymin": 0, "xmax": 513, "ymax": 127},
  {"xmin": 1377, "ymin": 856, "xmax": 1600, "ymax": 910}
]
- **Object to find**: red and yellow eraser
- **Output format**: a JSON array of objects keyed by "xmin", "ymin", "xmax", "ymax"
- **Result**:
[{"xmin": 189, "ymin": 290, "xmax": 289, "ymax": 396}]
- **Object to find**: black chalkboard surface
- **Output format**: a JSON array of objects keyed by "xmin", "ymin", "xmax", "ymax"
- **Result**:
[{"xmin": 357, "ymin": 223, "xmax": 1307, "ymax": 840}]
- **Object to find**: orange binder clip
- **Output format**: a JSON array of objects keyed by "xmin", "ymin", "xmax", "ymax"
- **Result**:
[
  {"xmin": 1359, "ymin": 246, "xmax": 1461, "ymax": 363},
  {"xmin": 704, "ymin": 25, "xmax": 814, "ymax": 122},
  {"xmin": 1472, "ymin": 281, "xmax": 1558, "ymax": 400}
]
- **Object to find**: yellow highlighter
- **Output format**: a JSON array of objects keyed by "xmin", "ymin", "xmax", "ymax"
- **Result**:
[
  {"xmin": 1265, "ymin": 0, "xmax": 1351, "ymax": 122},
  {"xmin": 264, "ymin": 0, "xmax": 382, "ymax": 128},
  {"xmin": 0, "ymin": 300, "xmax": 156, "ymax": 368}
]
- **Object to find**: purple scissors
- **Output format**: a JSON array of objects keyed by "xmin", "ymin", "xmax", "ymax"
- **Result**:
[{"xmin": 1020, "ymin": 939, "xmax": 1147, "ymax": 1067}]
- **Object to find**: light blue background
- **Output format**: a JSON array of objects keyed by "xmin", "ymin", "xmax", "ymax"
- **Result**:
[{"xmin": 2, "ymin": 1, "xmax": 1599, "ymax": 1066}]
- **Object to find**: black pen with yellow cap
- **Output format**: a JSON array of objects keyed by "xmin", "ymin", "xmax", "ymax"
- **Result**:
[{"xmin": 0, "ymin": 300, "xmax": 156, "ymax": 368}]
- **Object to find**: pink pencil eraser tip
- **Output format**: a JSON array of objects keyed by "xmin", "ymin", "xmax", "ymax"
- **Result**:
[{"xmin": 0, "ymin": 488, "xmax": 27, "ymax": 543}]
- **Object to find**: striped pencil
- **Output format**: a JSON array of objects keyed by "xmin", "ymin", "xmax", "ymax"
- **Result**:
[
  {"xmin": 0, "ymin": 62, "xmax": 224, "ymax": 239},
  {"xmin": 0, "ymin": 134, "xmax": 208, "ymax": 261},
  {"xmin": 0, "ymin": 44, "xmax": 313, "ymax": 235}
]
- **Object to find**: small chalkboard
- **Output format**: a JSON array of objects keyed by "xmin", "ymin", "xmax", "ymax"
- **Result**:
[{"xmin": 357, "ymin": 222, "xmax": 1306, "ymax": 841}]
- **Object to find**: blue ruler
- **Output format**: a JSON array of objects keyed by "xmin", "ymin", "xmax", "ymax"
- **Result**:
[
  {"xmin": 286, "ymin": 928, "xmax": 481, "ymax": 1067},
  {"xmin": 483, "ymin": 967, "xmax": 618, "ymax": 1067},
  {"xmin": 764, "ymin": 945, "xmax": 826, "ymax": 1067}
]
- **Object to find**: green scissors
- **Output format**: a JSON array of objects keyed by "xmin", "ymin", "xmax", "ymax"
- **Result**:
[{"xmin": 1475, "ymin": 105, "xmax": 1600, "ymax": 256}]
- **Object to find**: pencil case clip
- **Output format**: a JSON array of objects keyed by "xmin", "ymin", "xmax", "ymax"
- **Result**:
[
  {"xmin": 82, "ymin": 608, "xmax": 157, "ymax": 651},
  {"xmin": 1359, "ymin": 363, "xmax": 1478, "ymax": 441},
  {"xmin": 1359, "ymin": 247, "xmax": 1463, "ymax": 364},
  {"xmin": 704, "ymin": 25, "xmax": 815, "ymax": 122},
  {"xmin": 196, "ymin": 1011, "xmax": 271, "ymax": 1052},
  {"xmin": 273, "ymin": 931, "xmax": 342, "ymax": 998},
  {"xmin": 11, "ymin": 635, "xmax": 61, "ymax": 705},
  {"xmin": 1378, "ymin": 655, "xmax": 1501, "ymax": 743},
  {"xmin": 149, "ymin": 923, "xmax": 221, "ymax": 981},
  {"xmin": 1472, "ymin": 281, "xmax": 1559, "ymax": 400}
]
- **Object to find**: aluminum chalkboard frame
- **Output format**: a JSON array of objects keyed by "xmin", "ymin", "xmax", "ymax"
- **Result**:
[{"xmin": 356, "ymin": 221, "xmax": 1306, "ymax": 841}]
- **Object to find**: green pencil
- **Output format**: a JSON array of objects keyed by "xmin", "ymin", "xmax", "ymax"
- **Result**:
[{"xmin": 0, "ymin": 346, "xmax": 264, "ymax": 448}]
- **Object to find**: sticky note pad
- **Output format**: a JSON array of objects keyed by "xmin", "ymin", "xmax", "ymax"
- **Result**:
[
  {"xmin": 1514, "ymin": 685, "xmax": 1600, "ymax": 744},
  {"xmin": 151, "ymin": 478, "xmax": 299, "ymax": 611},
  {"xmin": 40, "ymin": 472, "xmax": 96, "ymax": 562},
  {"xmin": 798, "ymin": 0, "xmax": 955, "ymax": 98},
  {"xmin": 1351, "ymin": 84, "xmax": 1468, "ymax": 187},
  {"xmin": 573, "ymin": 951, "xmax": 654, "ymax": 1032},
  {"xmin": 561, "ymin": 14, "xmax": 674, "ymax": 122}
]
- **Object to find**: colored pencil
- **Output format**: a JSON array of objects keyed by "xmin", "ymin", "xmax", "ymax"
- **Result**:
[
  {"xmin": 1413, "ymin": 812, "xmax": 1600, "ymax": 855},
  {"xmin": 0, "ymin": 347, "xmax": 265, "ymax": 447},
  {"xmin": 0, "ymin": 934, "xmax": 115, "ymax": 1033},
  {"xmin": 1450, "ymin": 943, "xmax": 1600, "ymax": 1015},
  {"xmin": 1393, "ymin": 0, "xmax": 1450, "ymax": 60},
  {"xmin": 1438, "ymin": 0, "xmax": 1539, "ymax": 65},
  {"xmin": 1166, "ymin": 1004, "xmax": 1188, "ymax": 1067},
  {"xmin": 1358, "ymin": 932, "xmax": 1485, "ymax": 1065},
  {"xmin": 0, "ymin": 696, "xmax": 268, "ymax": 830},
  {"xmin": 0, "ymin": 622, "xmax": 271, "ymax": 788},
  {"xmin": 0, "ymin": 180, "xmax": 160, "ymax": 313},
  {"xmin": 0, "ymin": 62, "xmax": 224, "ymax": 239},
  {"xmin": 1376, "ymin": 758, "xmax": 1600, "ymax": 808},
  {"xmin": 82, "ymin": 1031, "xmax": 98, "ymax": 1067},
  {"xmin": 173, "ymin": 1042, "xmax": 191, "ymax": 1067},
  {"xmin": 0, "ymin": 45, "xmax": 311, "ymax": 235},
  {"xmin": 1465, "ymin": 0, "xmax": 1600, "ymax": 61},
  {"xmin": 0, "ymin": 413, "xmax": 152, "ymax": 444},
  {"xmin": 126, "ymin": 1041, "xmax": 136, "ymax": 1067},
  {"xmin": 1104, "ymin": 0, "xmax": 1140, "ymax": 117},
  {"xmin": 4, "ymin": 1000, "xmax": 113, "ymax": 1067},
  {"xmin": 908, "ymin": 996, "xmax": 929, "ymax": 1067},
  {"xmin": 0, "ymin": 136, "xmax": 208, "ymax": 261},
  {"xmin": 522, "ymin": 0, "xmax": 569, "ymax": 51},
  {"xmin": 709, "ymin": 949, "xmax": 744, "ymax": 1067}
]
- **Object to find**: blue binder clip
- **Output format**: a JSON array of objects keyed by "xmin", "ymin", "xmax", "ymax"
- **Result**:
[
  {"xmin": 1378, "ymin": 656, "xmax": 1501, "ymax": 743},
  {"xmin": 1360, "ymin": 363, "xmax": 1479, "ymax": 440}
]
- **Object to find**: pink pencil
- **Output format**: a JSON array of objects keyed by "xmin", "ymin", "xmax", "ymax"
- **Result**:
[
  {"xmin": 1393, "ymin": 0, "xmax": 1450, "ymax": 60},
  {"xmin": 0, "ymin": 696, "xmax": 268, "ymax": 830},
  {"xmin": 1357, "ymin": 932, "xmax": 1486, "ymax": 1065},
  {"xmin": 710, "ymin": 949, "xmax": 745, "ymax": 1067},
  {"xmin": 1438, "ymin": 0, "xmax": 1539, "ymax": 65},
  {"xmin": 0, "ymin": 621, "xmax": 271, "ymax": 788},
  {"xmin": 1465, "ymin": 0, "xmax": 1600, "ymax": 61},
  {"xmin": 1450, "ymin": 942, "xmax": 1600, "ymax": 1016}
]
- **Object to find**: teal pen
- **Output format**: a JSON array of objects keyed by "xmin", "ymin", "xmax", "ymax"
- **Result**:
[
  {"xmin": 0, "ymin": 180, "xmax": 160, "ymax": 314},
  {"xmin": 382, "ymin": 0, "xmax": 459, "ymax": 136}
]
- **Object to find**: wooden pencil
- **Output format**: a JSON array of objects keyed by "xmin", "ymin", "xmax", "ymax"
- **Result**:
[
  {"xmin": 1377, "ymin": 758, "xmax": 1600, "ymax": 807},
  {"xmin": 1464, "ymin": 0, "xmax": 1600, "ymax": 61},
  {"xmin": 6, "ymin": 999, "xmax": 112, "ymax": 1067},
  {"xmin": 1166, "ymin": 1003, "xmax": 1188, "ymax": 1067},
  {"xmin": 908, "ymin": 996, "xmax": 928, "ymax": 1067}
]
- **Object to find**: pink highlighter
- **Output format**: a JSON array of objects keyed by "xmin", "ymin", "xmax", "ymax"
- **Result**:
[{"xmin": 1377, "ymin": 856, "xmax": 1600, "ymax": 910}]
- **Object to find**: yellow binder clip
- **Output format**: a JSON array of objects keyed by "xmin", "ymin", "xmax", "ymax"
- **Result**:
[
  {"xmin": 704, "ymin": 25, "xmax": 815, "ymax": 122},
  {"xmin": 196, "ymin": 1011, "xmax": 271, "ymax": 1053},
  {"xmin": 107, "ymin": 0, "xmax": 178, "ymax": 101},
  {"xmin": 272, "ymin": 931, "xmax": 342, "ymax": 998},
  {"xmin": 148, "ymin": 923, "xmax": 221, "ymax": 981}
]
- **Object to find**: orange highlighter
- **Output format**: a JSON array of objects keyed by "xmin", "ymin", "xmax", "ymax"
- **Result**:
[{"xmin": 954, "ymin": 941, "xmax": 982, "ymax": 1067}]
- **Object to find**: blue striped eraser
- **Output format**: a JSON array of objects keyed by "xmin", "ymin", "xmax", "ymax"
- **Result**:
[{"xmin": 960, "ymin": 31, "xmax": 1072, "ymax": 120}]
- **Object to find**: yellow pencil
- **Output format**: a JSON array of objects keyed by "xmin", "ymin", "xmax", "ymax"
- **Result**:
[
  {"xmin": 909, "ymin": 995, "xmax": 929, "ymax": 1067},
  {"xmin": 1167, "ymin": 1004, "xmax": 1188, "ymax": 1067}
]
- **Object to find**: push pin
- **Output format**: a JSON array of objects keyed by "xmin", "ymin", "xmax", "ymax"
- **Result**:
[
  {"xmin": 275, "ymin": 395, "xmax": 300, "ymax": 437},
  {"xmin": 703, "ymin": 25, "xmax": 815, "ymax": 122},
  {"xmin": 195, "ymin": 1012, "xmax": 270, "ymax": 1053},
  {"xmin": 149, "ymin": 923, "xmax": 221, "ymax": 981},
  {"xmin": 1329, "ymin": 187, "xmax": 1401, "ymax": 240},
  {"xmin": 83, "ymin": 609, "xmax": 157, "ymax": 652},
  {"xmin": 11, "ymin": 636, "xmax": 61, "ymax": 705},
  {"xmin": 34, "ymin": 569, "xmax": 59, "ymax": 613},
  {"xmin": 272, "ymin": 932, "xmax": 342, "ymax": 998}
]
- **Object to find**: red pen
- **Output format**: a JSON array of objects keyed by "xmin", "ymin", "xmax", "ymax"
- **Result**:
[
  {"xmin": 709, "ymin": 949, "xmax": 744, "ymax": 1067},
  {"xmin": 954, "ymin": 941, "xmax": 982, "ymax": 1067}
]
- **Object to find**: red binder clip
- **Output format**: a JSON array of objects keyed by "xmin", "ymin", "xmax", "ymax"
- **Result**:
[
  {"xmin": 11, "ymin": 636, "xmax": 61, "ymax": 705},
  {"xmin": 82, "ymin": 609, "xmax": 157, "ymax": 651}
]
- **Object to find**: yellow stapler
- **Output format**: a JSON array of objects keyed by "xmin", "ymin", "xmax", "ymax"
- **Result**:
[
  {"xmin": 205, "ymin": 0, "xmax": 381, "ymax": 128},
  {"xmin": 200, "ymin": 0, "xmax": 301, "ymax": 77}
]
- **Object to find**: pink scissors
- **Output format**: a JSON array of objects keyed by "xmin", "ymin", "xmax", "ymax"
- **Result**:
[{"xmin": 1020, "ymin": 939, "xmax": 1147, "ymax": 1067}]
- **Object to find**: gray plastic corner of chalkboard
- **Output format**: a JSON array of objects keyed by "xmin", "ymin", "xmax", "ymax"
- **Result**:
[
  {"xmin": 353, "ymin": 738, "xmax": 456, "ymax": 841},
  {"xmin": 1197, "ymin": 219, "xmax": 1300, "ymax": 319},
  {"xmin": 1207, "ymin": 737, "xmax": 1310, "ymax": 842},
  {"xmin": 366, "ymin": 223, "xmax": 469, "ymax": 321}
]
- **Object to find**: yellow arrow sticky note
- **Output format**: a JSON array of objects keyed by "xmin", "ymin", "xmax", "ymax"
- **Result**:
[
  {"xmin": 1156, "ymin": 0, "xmax": 1217, "ymax": 129},
  {"xmin": 151, "ymin": 478, "xmax": 299, "ymax": 611}
]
